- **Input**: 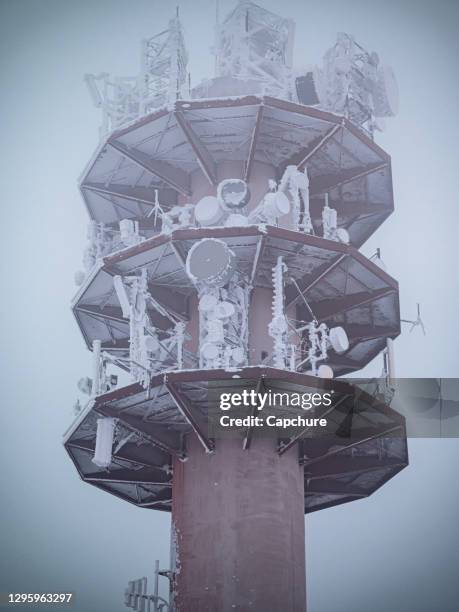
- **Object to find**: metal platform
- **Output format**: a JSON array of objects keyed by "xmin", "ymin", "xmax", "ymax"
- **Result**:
[
  {"xmin": 73, "ymin": 225, "xmax": 399, "ymax": 375},
  {"xmin": 80, "ymin": 96, "xmax": 393, "ymax": 247},
  {"xmin": 64, "ymin": 366, "xmax": 407, "ymax": 514}
]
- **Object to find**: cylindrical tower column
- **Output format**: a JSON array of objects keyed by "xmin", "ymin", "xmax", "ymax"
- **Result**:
[{"xmin": 171, "ymin": 435, "xmax": 306, "ymax": 612}]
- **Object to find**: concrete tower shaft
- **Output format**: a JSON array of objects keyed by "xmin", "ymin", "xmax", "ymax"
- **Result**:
[{"xmin": 172, "ymin": 435, "xmax": 306, "ymax": 612}]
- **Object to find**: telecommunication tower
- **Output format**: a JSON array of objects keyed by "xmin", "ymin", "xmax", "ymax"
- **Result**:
[{"xmin": 65, "ymin": 2, "xmax": 407, "ymax": 610}]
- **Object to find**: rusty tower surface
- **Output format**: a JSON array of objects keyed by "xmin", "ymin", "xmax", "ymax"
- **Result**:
[{"xmin": 65, "ymin": 2, "xmax": 407, "ymax": 611}]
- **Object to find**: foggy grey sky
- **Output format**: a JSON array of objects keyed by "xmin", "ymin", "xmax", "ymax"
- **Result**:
[{"xmin": 0, "ymin": 0, "xmax": 458, "ymax": 610}]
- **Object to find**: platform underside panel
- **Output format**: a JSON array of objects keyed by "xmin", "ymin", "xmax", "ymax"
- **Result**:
[
  {"xmin": 64, "ymin": 367, "xmax": 408, "ymax": 513},
  {"xmin": 72, "ymin": 226, "xmax": 399, "ymax": 374},
  {"xmin": 79, "ymin": 97, "xmax": 393, "ymax": 246},
  {"xmin": 304, "ymin": 434, "xmax": 408, "ymax": 512}
]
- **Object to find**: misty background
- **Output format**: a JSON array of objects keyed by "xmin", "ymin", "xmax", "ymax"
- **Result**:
[{"xmin": 0, "ymin": 0, "xmax": 458, "ymax": 610}]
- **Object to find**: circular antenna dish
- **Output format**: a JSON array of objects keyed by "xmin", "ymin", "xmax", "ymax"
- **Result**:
[
  {"xmin": 264, "ymin": 191, "xmax": 290, "ymax": 218},
  {"xmin": 186, "ymin": 239, "xmax": 236, "ymax": 286},
  {"xmin": 329, "ymin": 326, "xmax": 349, "ymax": 354},
  {"xmin": 274, "ymin": 192, "xmax": 290, "ymax": 215},
  {"xmin": 201, "ymin": 342, "xmax": 220, "ymax": 360},
  {"xmin": 218, "ymin": 179, "xmax": 250, "ymax": 211},
  {"xmin": 199, "ymin": 293, "xmax": 218, "ymax": 312},
  {"xmin": 374, "ymin": 65, "xmax": 399, "ymax": 117},
  {"xmin": 195, "ymin": 196, "xmax": 224, "ymax": 226},
  {"xmin": 214, "ymin": 301, "xmax": 235, "ymax": 319},
  {"xmin": 318, "ymin": 364, "xmax": 334, "ymax": 379},
  {"xmin": 336, "ymin": 228, "xmax": 350, "ymax": 244},
  {"xmin": 225, "ymin": 213, "xmax": 249, "ymax": 227}
]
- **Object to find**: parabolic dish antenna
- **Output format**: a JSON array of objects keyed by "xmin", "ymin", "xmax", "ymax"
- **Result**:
[
  {"xmin": 199, "ymin": 293, "xmax": 219, "ymax": 312},
  {"xmin": 329, "ymin": 326, "xmax": 350, "ymax": 354},
  {"xmin": 195, "ymin": 195, "xmax": 225, "ymax": 226},
  {"xmin": 186, "ymin": 238, "xmax": 236, "ymax": 287},
  {"xmin": 225, "ymin": 213, "xmax": 249, "ymax": 227},
  {"xmin": 318, "ymin": 364, "xmax": 334, "ymax": 378},
  {"xmin": 214, "ymin": 301, "xmax": 235, "ymax": 319},
  {"xmin": 305, "ymin": 365, "xmax": 334, "ymax": 378},
  {"xmin": 218, "ymin": 178, "xmax": 251, "ymax": 211},
  {"xmin": 200, "ymin": 343, "xmax": 220, "ymax": 360},
  {"xmin": 264, "ymin": 191, "xmax": 290, "ymax": 218}
]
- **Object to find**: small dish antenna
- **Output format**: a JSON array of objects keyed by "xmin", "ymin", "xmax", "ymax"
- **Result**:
[
  {"xmin": 328, "ymin": 326, "xmax": 350, "ymax": 354},
  {"xmin": 318, "ymin": 364, "xmax": 334, "ymax": 379},
  {"xmin": 195, "ymin": 195, "xmax": 225, "ymax": 226},
  {"xmin": 263, "ymin": 191, "xmax": 290, "ymax": 218},
  {"xmin": 218, "ymin": 178, "xmax": 250, "ymax": 211},
  {"xmin": 199, "ymin": 293, "xmax": 219, "ymax": 312}
]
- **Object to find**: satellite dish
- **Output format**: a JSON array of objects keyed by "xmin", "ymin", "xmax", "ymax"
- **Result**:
[
  {"xmin": 374, "ymin": 65, "xmax": 399, "ymax": 117},
  {"xmin": 214, "ymin": 301, "xmax": 235, "ymax": 319},
  {"xmin": 195, "ymin": 195, "xmax": 225, "ymax": 226},
  {"xmin": 318, "ymin": 364, "xmax": 334, "ymax": 379},
  {"xmin": 218, "ymin": 179, "xmax": 250, "ymax": 211},
  {"xmin": 74, "ymin": 270, "xmax": 86, "ymax": 286},
  {"xmin": 199, "ymin": 293, "xmax": 218, "ymax": 312},
  {"xmin": 201, "ymin": 342, "xmax": 220, "ymax": 360},
  {"xmin": 225, "ymin": 213, "xmax": 249, "ymax": 227},
  {"xmin": 77, "ymin": 376, "xmax": 93, "ymax": 395},
  {"xmin": 336, "ymin": 228, "xmax": 350, "ymax": 244},
  {"xmin": 329, "ymin": 326, "xmax": 349, "ymax": 354},
  {"xmin": 186, "ymin": 239, "xmax": 236, "ymax": 286},
  {"xmin": 263, "ymin": 191, "xmax": 290, "ymax": 218}
]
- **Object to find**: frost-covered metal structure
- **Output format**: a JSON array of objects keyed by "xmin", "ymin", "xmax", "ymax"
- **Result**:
[{"xmin": 65, "ymin": 3, "xmax": 407, "ymax": 611}]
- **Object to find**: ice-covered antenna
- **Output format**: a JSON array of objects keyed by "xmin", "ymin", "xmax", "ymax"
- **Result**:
[
  {"xmin": 215, "ymin": 0, "xmax": 295, "ymax": 98},
  {"xmin": 299, "ymin": 32, "xmax": 399, "ymax": 136},
  {"xmin": 269, "ymin": 256, "xmax": 289, "ymax": 368},
  {"xmin": 84, "ymin": 73, "xmax": 107, "ymax": 107},
  {"xmin": 401, "ymin": 303, "xmax": 426, "ymax": 335},
  {"xmin": 146, "ymin": 189, "xmax": 164, "ymax": 225}
]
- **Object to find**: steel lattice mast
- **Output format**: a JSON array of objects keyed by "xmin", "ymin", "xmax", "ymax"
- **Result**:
[{"xmin": 65, "ymin": 3, "xmax": 407, "ymax": 611}]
